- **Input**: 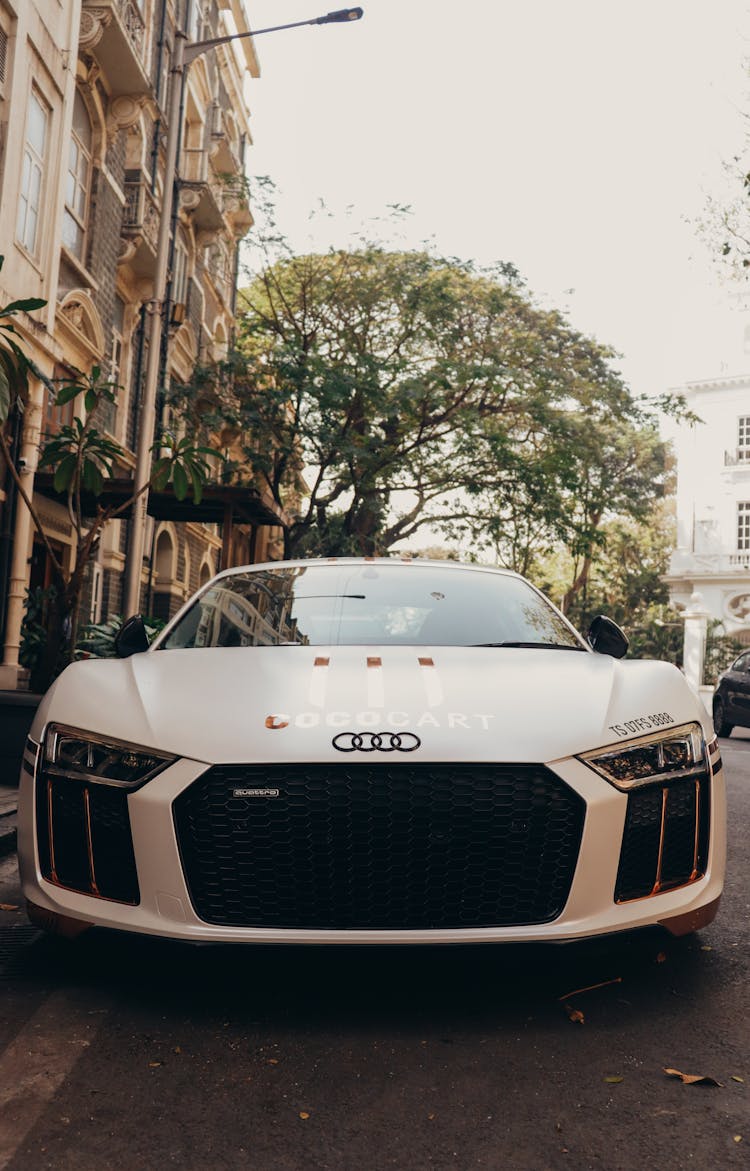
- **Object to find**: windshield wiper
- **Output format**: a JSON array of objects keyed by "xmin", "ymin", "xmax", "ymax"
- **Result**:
[{"xmin": 472, "ymin": 641, "xmax": 586, "ymax": 650}]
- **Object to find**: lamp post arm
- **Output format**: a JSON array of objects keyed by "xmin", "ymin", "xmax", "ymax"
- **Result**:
[{"xmin": 184, "ymin": 12, "xmax": 360, "ymax": 64}]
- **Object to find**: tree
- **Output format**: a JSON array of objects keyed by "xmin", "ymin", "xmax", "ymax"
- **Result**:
[
  {"xmin": 174, "ymin": 231, "xmax": 669, "ymax": 563},
  {"xmin": 536, "ymin": 496, "xmax": 676, "ymax": 630},
  {"xmin": 0, "ymin": 271, "xmax": 216, "ymax": 690}
]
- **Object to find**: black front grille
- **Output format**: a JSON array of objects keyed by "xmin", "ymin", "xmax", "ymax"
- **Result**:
[
  {"xmin": 173, "ymin": 763, "xmax": 586, "ymax": 929},
  {"xmin": 35, "ymin": 774, "xmax": 140, "ymax": 905},
  {"xmin": 615, "ymin": 775, "xmax": 711, "ymax": 902}
]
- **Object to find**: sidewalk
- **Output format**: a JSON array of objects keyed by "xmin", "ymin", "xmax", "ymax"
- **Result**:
[{"xmin": 0, "ymin": 784, "xmax": 17, "ymax": 858}]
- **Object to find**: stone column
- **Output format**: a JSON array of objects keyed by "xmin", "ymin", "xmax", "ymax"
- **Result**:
[
  {"xmin": 682, "ymin": 590, "xmax": 709, "ymax": 693},
  {"xmin": 0, "ymin": 388, "xmax": 44, "ymax": 690}
]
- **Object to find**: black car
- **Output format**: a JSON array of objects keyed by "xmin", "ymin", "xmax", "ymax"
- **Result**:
[{"xmin": 713, "ymin": 650, "xmax": 750, "ymax": 736}]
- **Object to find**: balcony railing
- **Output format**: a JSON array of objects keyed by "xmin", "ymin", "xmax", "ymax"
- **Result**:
[
  {"xmin": 122, "ymin": 173, "xmax": 159, "ymax": 251},
  {"xmin": 669, "ymin": 549, "xmax": 750, "ymax": 575},
  {"xmin": 81, "ymin": 1, "xmax": 150, "ymax": 96},
  {"xmin": 724, "ymin": 448, "xmax": 750, "ymax": 466}
]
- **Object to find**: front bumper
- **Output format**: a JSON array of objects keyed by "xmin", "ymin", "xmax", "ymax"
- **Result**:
[{"xmin": 18, "ymin": 745, "xmax": 727, "ymax": 944}]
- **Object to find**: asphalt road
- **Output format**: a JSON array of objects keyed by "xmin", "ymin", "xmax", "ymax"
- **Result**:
[{"xmin": 0, "ymin": 740, "xmax": 748, "ymax": 1171}]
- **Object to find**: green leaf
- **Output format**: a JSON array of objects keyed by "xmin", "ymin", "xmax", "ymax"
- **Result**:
[
  {"xmin": 82, "ymin": 461, "xmax": 104, "ymax": 495},
  {"xmin": 0, "ymin": 361, "xmax": 10, "ymax": 426},
  {"xmin": 0, "ymin": 297, "xmax": 47, "ymax": 316},
  {"xmin": 84, "ymin": 389, "xmax": 97, "ymax": 414},
  {"xmin": 150, "ymin": 459, "xmax": 171, "ymax": 492},
  {"xmin": 53, "ymin": 454, "xmax": 77, "ymax": 493},
  {"xmin": 56, "ymin": 382, "xmax": 82, "ymax": 406},
  {"xmin": 189, "ymin": 463, "xmax": 203, "ymax": 503},
  {"xmin": 172, "ymin": 462, "xmax": 189, "ymax": 501}
]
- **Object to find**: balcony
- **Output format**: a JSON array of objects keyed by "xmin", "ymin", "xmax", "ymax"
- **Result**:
[
  {"xmin": 179, "ymin": 151, "xmax": 225, "ymax": 233},
  {"xmin": 667, "ymin": 548, "xmax": 750, "ymax": 578},
  {"xmin": 724, "ymin": 448, "xmax": 750, "ymax": 467},
  {"xmin": 120, "ymin": 171, "xmax": 160, "ymax": 279},
  {"xmin": 80, "ymin": 1, "xmax": 151, "ymax": 97}
]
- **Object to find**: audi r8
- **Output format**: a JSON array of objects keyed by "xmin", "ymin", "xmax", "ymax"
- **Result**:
[{"xmin": 17, "ymin": 558, "xmax": 725, "ymax": 943}]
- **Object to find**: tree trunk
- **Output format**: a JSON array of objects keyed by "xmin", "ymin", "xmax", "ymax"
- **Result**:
[{"xmin": 30, "ymin": 581, "xmax": 71, "ymax": 694}]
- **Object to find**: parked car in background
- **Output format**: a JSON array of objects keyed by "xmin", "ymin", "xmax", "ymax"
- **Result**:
[
  {"xmin": 712, "ymin": 651, "xmax": 750, "ymax": 737},
  {"xmin": 18, "ymin": 559, "xmax": 725, "ymax": 946}
]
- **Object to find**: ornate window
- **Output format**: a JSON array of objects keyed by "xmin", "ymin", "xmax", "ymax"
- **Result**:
[
  {"xmin": 62, "ymin": 91, "xmax": 93, "ymax": 260},
  {"xmin": 738, "ymin": 416, "xmax": 750, "ymax": 462},
  {"xmin": 172, "ymin": 235, "xmax": 189, "ymax": 308},
  {"xmin": 17, "ymin": 88, "xmax": 49, "ymax": 256},
  {"xmin": 738, "ymin": 502, "xmax": 750, "ymax": 551},
  {"xmin": 43, "ymin": 366, "xmax": 76, "ymax": 438}
]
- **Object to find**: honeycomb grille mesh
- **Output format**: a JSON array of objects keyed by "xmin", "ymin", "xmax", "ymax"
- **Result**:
[{"xmin": 173, "ymin": 762, "xmax": 586, "ymax": 929}]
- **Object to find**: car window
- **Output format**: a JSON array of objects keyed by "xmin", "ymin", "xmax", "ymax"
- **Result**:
[
  {"xmin": 732, "ymin": 652, "xmax": 750, "ymax": 674},
  {"xmin": 159, "ymin": 564, "xmax": 584, "ymax": 651}
]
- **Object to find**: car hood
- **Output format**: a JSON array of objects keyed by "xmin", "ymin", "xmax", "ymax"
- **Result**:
[{"xmin": 33, "ymin": 645, "xmax": 704, "ymax": 765}]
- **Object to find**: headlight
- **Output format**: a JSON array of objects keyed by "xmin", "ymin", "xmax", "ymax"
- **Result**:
[
  {"xmin": 578, "ymin": 722, "xmax": 707, "ymax": 791},
  {"xmin": 43, "ymin": 723, "xmax": 175, "ymax": 789}
]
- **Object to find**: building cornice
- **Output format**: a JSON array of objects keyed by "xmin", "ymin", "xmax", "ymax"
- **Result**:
[{"xmin": 673, "ymin": 372, "xmax": 750, "ymax": 395}]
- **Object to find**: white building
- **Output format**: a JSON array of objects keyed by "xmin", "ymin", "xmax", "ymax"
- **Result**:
[{"xmin": 666, "ymin": 319, "xmax": 750, "ymax": 647}]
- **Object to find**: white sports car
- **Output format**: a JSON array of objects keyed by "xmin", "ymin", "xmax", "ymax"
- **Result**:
[{"xmin": 18, "ymin": 559, "xmax": 725, "ymax": 944}]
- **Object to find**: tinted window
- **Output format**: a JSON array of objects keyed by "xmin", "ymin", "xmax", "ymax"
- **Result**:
[{"xmin": 160, "ymin": 565, "xmax": 583, "ymax": 650}]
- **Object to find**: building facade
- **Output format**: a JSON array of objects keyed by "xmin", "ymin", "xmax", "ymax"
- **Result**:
[
  {"xmin": 0, "ymin": 0, "xmax": 283, "ymax": 691},
  {"xmin": 666, "ymin": 365, "xmax": 750, "ymax": 650}
]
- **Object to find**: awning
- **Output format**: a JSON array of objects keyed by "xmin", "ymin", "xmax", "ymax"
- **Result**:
[{"xmin": 33, "ymin": 473, "xmax": 284, "ymax": 527}]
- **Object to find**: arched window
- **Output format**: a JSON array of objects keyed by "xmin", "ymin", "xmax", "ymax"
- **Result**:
[
  {"xmin": 62, "ymin": 90, "xmax": 93, "ymax": 260},
  {"xmin": 155, "ymin": 530, "xmax": 175, "ymax": 582}
]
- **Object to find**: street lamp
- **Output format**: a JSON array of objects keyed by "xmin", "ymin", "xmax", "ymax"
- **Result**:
[{"xmin": 123, "ymin": 8, "xmax": 364, "ymax": 616}]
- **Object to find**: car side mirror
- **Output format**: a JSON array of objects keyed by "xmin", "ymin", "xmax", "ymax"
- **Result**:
[
  {"xmin": 587, "ymin": 614, "xmax": 629, "ymax": 659},
  {"xmin": 114, "ymin": 615, "xmax": 150, "ymax": 658}
]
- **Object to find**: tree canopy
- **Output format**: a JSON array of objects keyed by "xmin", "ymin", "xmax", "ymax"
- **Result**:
[{"xmin": 174, "ymin": 234, "xmax": 675, "ymax": 584}]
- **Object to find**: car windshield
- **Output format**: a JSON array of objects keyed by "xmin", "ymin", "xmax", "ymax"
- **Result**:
[{"xmin": 159, "ymin": 564, "xmax": 584, "ymax": 650}]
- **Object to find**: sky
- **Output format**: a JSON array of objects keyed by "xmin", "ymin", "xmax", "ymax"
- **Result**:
[{"xmin": 242, "ymin": 0, "xmax": 750, "ymax": 400}]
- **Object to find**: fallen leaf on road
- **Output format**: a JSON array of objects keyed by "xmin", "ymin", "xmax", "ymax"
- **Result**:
[
  {"xmin": 563, "ymin": 1003, "xmax": 585, "ymax": 1024},
  {"xmin": 656, "ymin": 952, "xmax": 667, "ymax": 964},
  {"xmin": 267, "ymin": 1058, "xmax": 279, "ymax": 1065},
  {"xmin": 664, "ymin": 1067, "xmax": 722, "ymax": 1087},
  {"xmin": 299, "ymin": 1112, "xmax": 310, "ymax": 1120},
  {"xmin": 734, "ymin": 1136, "xmax": 743, "ymax": 1144},
  {"xmin": 700, "ymin": 945, "xmax": 712, "ymax": 952},
  {"xmin": 604, "ymin": 1076, "xmax": 624, "ymax": 1084},
  {"xmin": 0, "ymin": 903, "xmax": 19, "ymax": 912},
  {"xmin": 731, "ymin": 1076, "xmax": 745, "ymax": 1084},
  {"xmin": 148, "ymin": 1061, "xmax": 163, "ymax": 1068}
]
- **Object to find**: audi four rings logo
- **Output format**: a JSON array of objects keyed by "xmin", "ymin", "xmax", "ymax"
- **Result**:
[{"xmin": 332, "ymin": 731, "xmax": 421, "ymax": 752}]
